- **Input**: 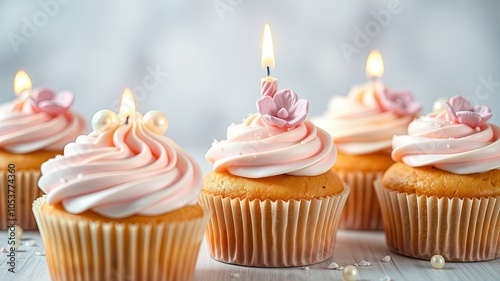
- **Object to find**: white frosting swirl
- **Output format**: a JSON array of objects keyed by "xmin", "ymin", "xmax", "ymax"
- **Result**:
[
  {"xmin": 392, "ymin": 116, "xmax": 500, "ymax": 174},
  {"xmin": 39, "ymin": 119, "xmax": 202, "ymax": 218},
  {"xmin": 0, "ymin": 98, "xmax": 86, "ymax": 153},
  {"xmin": 206, "ymin": 113, "xmax": 336, "ymax": 178}
]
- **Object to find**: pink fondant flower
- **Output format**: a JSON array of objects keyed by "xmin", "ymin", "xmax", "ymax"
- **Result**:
[
  {"xmin": 29, "ymin": 87, "xmax": 74, "ymax": 115},
  {"xmin": 376, "ymin": 84, "xmax": 421, "ymax": 117},
  {"xmin": 257, "ymin": 89, "xmax": 308, "ymax": 128},
  {"xmin": 444, "ymin": 95, "xmax": 492, "ymax": 128}
]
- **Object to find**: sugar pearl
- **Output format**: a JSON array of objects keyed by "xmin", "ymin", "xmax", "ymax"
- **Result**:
[
  {"xmin": 432, "ymin": 97, "xmax": 448, "ymax": 113},
  {"xmin": 342, "ymin": 265, "xmax": 359, "ymax": 281},
  {"xmin": 430, "ymin": 254, "xmax": 445, "ymax": 269},
  {"xmin": 143, "ymin": 110, "xmax": 169, "ymax": 134},
  {"xmin": 92, "ymin": 109, "xmax": 119, "ymax": 133}
]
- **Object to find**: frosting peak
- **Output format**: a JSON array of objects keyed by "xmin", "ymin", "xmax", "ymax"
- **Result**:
[
  {"xmin": 0, "ymin": 88, "xmax": 86, "ymax": 153},
  {"xmin": 39, "ymin": 114, "xmax": 202, "ymax": 218},
  {"xmin": 207, "ymin": 89, "xmax": 336, "ymax": 178},
  {"xmin": 392, "ymin": 95, "xmax": 500, "ymax": 174},
  {"xmin": 312, "ymin": 82, "xmax": 420, "ymax": 155}
]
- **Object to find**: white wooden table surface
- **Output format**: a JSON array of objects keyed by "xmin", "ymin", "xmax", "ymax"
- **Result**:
[{"xmin": 1, "ymin": 230, "xmax": 499, "ymax": 281}]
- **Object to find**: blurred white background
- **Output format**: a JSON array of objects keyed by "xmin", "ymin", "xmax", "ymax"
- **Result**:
[{"xmin": 1, "ymin": 0, "xmax": 499, "ymax": 173}]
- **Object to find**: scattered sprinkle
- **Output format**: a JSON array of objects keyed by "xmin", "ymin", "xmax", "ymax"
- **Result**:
[
  {"xmin": 327, "ymin": 262, "xmax": 339, "ymax": 269},
  {"xmin": 0, "ymin": 247, "xmax": 7, "ymax": 253},
  {"xmin": 381, "ymin": 255, "xmax": 391, "ymax": 262},
  {"xmin": 303, "ymin": 266, "xmax": 310, "ymax": 271},
  {"xmin": 380, "ymin": 276, "xmax": 393, "ymax": 281},
  {"xmin": 24, "ymin": 240, "xmax": 36, "ymax": 247},
  {"xmin": 357, "ymin": 260, "xmax": 370, "ymax": 266},
  {"xmin": 35, "ymin": 252, "xmax": 45, "ymax": 256}
]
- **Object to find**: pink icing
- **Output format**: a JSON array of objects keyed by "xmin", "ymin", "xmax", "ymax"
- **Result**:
[
  {"xmin": 444, "ymin": 96, "xmax": 492, "ymax": 128},
  {"xmin": 312, "ymin": 82, "xmax": 420, "ymax": 155},
  {"xmin": 0, "ymin": 89, "xmax": 86, "ymax": 153},
  {"xmin": 39, "ymin": 117, "xmax": 202, "ymax": 218},
  {"xmin": 392, "ymin": 96, "xmax": 500, "ymax": 174},
  {"xmin": 206, "ymin": 113, "xmax": 336, "ymax": 178},
  {"xmin": 257, "ymin": 89, "xmax": 308, "ymax": 128}
]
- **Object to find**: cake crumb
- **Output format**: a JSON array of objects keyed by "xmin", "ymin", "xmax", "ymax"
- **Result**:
[
  {"xmin": 358, "ymin": 260, "xmax": 370, "ymax": 266},
  {"xmin": 0, "ymin": 247, "xmax": 7, "ymax": 253},
  {"xmin": 381, "ymin": 255, "xmax": 391, "ymax": 262},
  {"xmin": 24, "ymin": 240, "xmax": 36, "ymax": 247},
  {"xmin": 327, "ymin": 262, "xmax": 339, "ymax": 269}
]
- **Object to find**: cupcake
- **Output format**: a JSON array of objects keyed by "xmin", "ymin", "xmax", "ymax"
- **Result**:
[
  {"xmin": 0, "ymin": 71, "xmax": 86, "ymax": 230},
  {"xmin": 312, "ymin": 52, "xmax": 421, "ymax": 230},
  {"xmin": 201, "ymin": 88, "xmax": 348, "ymax": 267},
  {"xmin": 374, "ymin": 95, "xmax": 500, "ymax": 261},
  {"xmin": 33, "ymin": 91, "xmax": 211, "ymax": 281},
  {"xmin": 312, "ymin": 80, "xmax": 420, "ymax": 230}
]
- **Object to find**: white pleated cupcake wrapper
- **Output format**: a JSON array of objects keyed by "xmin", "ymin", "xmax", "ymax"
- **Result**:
[
  {"xmin": 336, "ymin": 170, "xmax": 385, "ymax": 230},
  {"xmin": 199, "ymin": 188, "xmax": 349, "ymax": 267},
  {"xmin": 0, "ymin": 170, "xmax": 43, "ymax": 230},
  {"xmin": 33, "ymin": 196, "xmax": 211, "ymax": 281},
  {"xmin": 374, "ymin": 178, "xmax": 500, "ymax": 261}
]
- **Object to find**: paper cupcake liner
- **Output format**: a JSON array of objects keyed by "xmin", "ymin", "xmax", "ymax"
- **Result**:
[
  {"xmin": 199, "ymin": 189, "xmax": 349, "ymax": 267},
  {"xmin": 33, "ymin": 196, "xmax": 211, "ymax": 281},
  {"xmin": 335, "ymin": 170, "xmax": 384, "ymax": 230},
  {"xmin": 0, "ymin": 170, "xmax": 43, "ymax": 230},
  {"xmin": 374, "ymin": 178, "xmax": 500, "ymax": 261}
]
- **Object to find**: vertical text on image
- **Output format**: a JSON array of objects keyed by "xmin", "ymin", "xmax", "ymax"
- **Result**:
[{"xmin": 6, "ymin": 163, "xmax": 16, "ymax": 273}]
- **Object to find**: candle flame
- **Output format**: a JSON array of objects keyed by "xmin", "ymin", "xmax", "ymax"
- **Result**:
[
  {"xmin": 261, "ymin": 23, "xmax": 275, "ymax": 70},
  {"xmin": 14, "ymin": 70, "xmax": 32, "ymax": 96},
  {"xmin": 366, "ymin": 50, "xmax": 384, "ymax": 78},
  {"xmin": 119, "ymin": 87, "xmax": 136, "ymax": 117}
]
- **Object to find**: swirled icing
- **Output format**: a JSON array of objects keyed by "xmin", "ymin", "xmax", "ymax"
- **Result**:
[
  {"xmin": 312, "ymin": 82, "xmax": 418, "ymax": 155},
  {"xmin": 206, "ymin": 113, "xmax": 336, "ymax": 178},
  {"xmin": 39, "ymin": 118, "xmax": 202, "ymax": 218},
  {"xmin": 0, "ymin": 95, "xmax": 86, "ymax": 153},
  {"xmin": 392, "ymin": 116, "xmax": 500, "ymax": 174}
]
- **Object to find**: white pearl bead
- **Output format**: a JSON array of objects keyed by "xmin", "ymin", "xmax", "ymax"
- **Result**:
[
  {"xmin": 342, "ymin": 265, "xmax": 359, "ymax": 281},
  {"xmin": 430, "ymin": 254, "xmax": 445, "ymax": 269},
  {"xmin": 144, "ymin": 110, "xmax": 169, "ymax": 134},
  {"xmin": 432, "ymin": 97, "xmax": 448, "ymax": 113},
  {"xmin": 91, "ymin": 109, "xmax": 119, "ymax": 133}
]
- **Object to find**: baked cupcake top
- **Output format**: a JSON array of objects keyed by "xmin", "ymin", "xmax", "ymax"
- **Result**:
[
  {"xmin": 312, "ymin": 81, "xmax": 420, "ymax": 155},
  {"xmin": 0, "ymin": 87, "xmax": 86, "ymax": 153},
  {"xmin": 39, "ymin": 96, "xmax": 202, "ymax": 219},
  {"xmin": 392, "ymin": 95, "xmax": 500, "ymax": 174},
  {"xmin": 206, "ymin": 89, "xmax": 336, "ymax": 178}
]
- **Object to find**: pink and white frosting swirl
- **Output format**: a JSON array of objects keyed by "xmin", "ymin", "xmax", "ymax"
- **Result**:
[
  {"xmin": 0, "ymin": 88, "xmax": 86, "ymax": 153},
  {"xmin": 39, "ymin": 117, "xmax": 202, "ymax": 218},
  {"xmin": 312, "ymin": 81, "xmax": 420, "ymax": 155},
  {"xmin": 392, "ymin": 96, "xmax": 500, "ymax": 174},
  {"xmin": 206, "ymin": 89, "xmax": 336, "ymax": 178}
]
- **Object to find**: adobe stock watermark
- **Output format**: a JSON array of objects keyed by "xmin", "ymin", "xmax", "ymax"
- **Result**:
[
  {"xmin": 111, "ymin": 64, "xmax": 170, "ymax": 112},
  {"xmin": 339, "ymin": 0, "xmax": 408, "ymax": 63},
  {"xmin": 464, "ymin": 74, "xmax": 499, "ymax": 106},
  {"xmin": 213, "ymin": 0, "xmax": 243, "ymax": 20},
  {"xmin": 7, "ymin": 0, "xmax": 71, "ymax": 54}
]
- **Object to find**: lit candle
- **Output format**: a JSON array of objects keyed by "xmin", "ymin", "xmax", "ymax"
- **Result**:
[
  {"xmin": 366, "ymin": 50, "xmax": 384, "ymax": 80},
  {"xmin": 91, "ymin": 88, "xmax": 168, "ymax": 135},
  {"xmin": 261, "ymin": 23, "xmax": 277, "ymax": 97},
  {"xmin": 14, "ymin": 70, "xmax": 32, "ymax": 97}
]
